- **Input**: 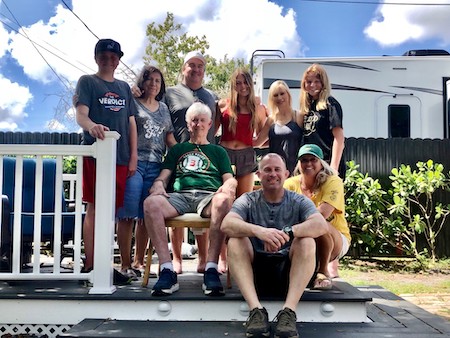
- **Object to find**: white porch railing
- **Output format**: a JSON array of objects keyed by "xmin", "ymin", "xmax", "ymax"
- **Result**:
[{"xmin": 0, "ymin": 131, "xmax": 119, "ymax": 294}]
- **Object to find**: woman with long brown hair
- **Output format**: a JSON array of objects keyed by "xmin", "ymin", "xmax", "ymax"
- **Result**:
[
  {"xmin": 217, "ymin": 68, "xmax": 271, "ymax": 273},
  {"xmin": 300, "ymin": 63, "xmax": 345, "ymax": 177},
  {"xmin": 218, "ymin": 68, "xmax": 271, "ymax": 196}
]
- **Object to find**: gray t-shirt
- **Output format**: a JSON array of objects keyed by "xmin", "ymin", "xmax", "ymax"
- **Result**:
[
  {"xmin": 163, "ymin": 83, "xmax": 218, "ymax": 143},
  {"xmin": 231, "ymin": 189, "xmax": 318, "ymax": 252},
  {"xmin": 75, "ymin": 74, "xmax": 137, "ymax": 166},
  {"xmin": 134, "ymin": 99, "xmax": 174, "ymax": 163}
]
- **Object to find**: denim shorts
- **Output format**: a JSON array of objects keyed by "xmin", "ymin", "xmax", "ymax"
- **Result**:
[
  {"xmin": 167, "ymin": 190, "xmax": 215, "ymax": 216},
  {"xmin": 117, "ymin": 161, "xmax": 161, "ymax": 219}
]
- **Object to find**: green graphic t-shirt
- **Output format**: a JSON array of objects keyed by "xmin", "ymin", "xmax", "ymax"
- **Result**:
[{"xmin": 162, "ymin": 142, "xmax": 233, "ymax": 192}]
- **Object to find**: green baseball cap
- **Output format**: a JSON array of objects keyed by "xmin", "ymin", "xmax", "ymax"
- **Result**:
[{"xmin": 298, "ymin": 144, "xmax": 324, "ymax": 159}]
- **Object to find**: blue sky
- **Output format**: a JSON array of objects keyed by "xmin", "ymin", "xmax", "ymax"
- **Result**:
[{"xmin": 1, "ymin": 0, "xmax": 450, "ymax": 132}]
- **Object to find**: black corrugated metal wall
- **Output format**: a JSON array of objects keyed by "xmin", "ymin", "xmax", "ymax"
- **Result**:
[
  {"xmin": 0, "ymin": 131, "xmax": 82, "ymax": 145},
  {"xmin": 344, "ymin": 138, "xmax": 450, "ymax": 258}
]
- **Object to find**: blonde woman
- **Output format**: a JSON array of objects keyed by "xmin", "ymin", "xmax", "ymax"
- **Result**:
[
  {"xmin": 300, "ymin": 63, "xmax": 345, "ymax": 177},
  {"xmin": 267, "ymin": 80, "xmax": 303, "ymax": 175},
  {"xmin": 284, "ymin": 144, "xmax": 350, "ymax": 289},
  {"xmin": 300, "ymin": 63, "xmax": 345, "ymax": 277}
]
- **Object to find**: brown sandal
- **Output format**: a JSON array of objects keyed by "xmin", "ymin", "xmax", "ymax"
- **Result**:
[{"xmin": 312, "ymin": 272, "xmax": 332, "ymax": 290}]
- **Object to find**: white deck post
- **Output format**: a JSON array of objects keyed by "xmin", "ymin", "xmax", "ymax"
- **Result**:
[{"xmin": 89, "ymin": 131, "xmax": 120, "ymax": 294}]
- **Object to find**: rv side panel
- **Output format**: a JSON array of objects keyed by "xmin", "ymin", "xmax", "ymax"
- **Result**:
[{"xmin": 254, "ymin": 56, "xmax": 450, "ymax": 139}]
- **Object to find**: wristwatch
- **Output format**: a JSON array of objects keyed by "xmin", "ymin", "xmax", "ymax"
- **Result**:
[{"xmin": 283, "ymin": 226, "xmax": 294, "ymax": 241}]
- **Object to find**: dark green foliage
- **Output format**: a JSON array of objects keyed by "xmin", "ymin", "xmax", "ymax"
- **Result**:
[{"xmin": 344, "ymin": 160, "xmax": 450, "ymax": 262}]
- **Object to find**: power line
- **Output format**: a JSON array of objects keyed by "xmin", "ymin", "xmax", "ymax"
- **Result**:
[
  {"xmin": 0, "ymin": 5, "xmax": 93, "ymax": 74},
  {"xmin": 60, "ymin": 0, "xmax": 137, "ymax": 77},
  {"xmin": 1, "ymin": 0, "xmax": 135, "ymax": 85},
  {"xmin": 2, "ymin": 0, "xmax": 72, "ymax": 90},
  {"xmin": 300, "ymin": 0, "xmax": 450, "ymax": 5},
  {"xmin": 60, "ymin": 0, "xmax": 99, "ymax": 40},
  {"xmin": 0, "ymin": 17, "xmax": 94, "ymax": 75}
]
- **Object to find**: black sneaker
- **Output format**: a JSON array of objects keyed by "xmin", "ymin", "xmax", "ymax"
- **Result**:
[
  {"xmin": 202, "ymin": 268, "xmax": 225, "ymax": 296},
  {"xmin": 245, "ymin": 307, "xmax": 270, "ymax": 337},
  {"xmin": 113, "ymin": 269, "xmax": 132, "ymax": 285},
  {"xmin": 151, "ymin": 268, "xmax": 179, "ymax": 296},
  {"xmin": 273, "ymin": 307, "xmax": 298, "ymax": 338}
]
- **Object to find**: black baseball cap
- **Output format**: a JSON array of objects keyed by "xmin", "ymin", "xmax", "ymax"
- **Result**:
[{"xmin": 95, "ymin": 39, "xmax": 124, "ymax": 58}]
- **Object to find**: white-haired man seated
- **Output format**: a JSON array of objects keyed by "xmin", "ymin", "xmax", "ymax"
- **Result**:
[{"xmin": 143, "ymin": 102, "xmax": 237, "ymax": 296}]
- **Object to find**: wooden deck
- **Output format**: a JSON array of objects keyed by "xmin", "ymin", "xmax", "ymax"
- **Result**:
[
  {"xmin": 0, "ymin": 268, "xmax": 449, "ymax": 337},
  {"xmin": 60, "ymin": 284, "xmax": 450, "ymax": 337}
]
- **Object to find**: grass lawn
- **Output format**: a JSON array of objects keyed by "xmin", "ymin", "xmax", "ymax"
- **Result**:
[{"xmin": 339, "ymin": 257, "xmax": 450, "ymax": 295}]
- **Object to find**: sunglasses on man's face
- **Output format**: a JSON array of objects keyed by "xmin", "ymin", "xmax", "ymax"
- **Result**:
[{"xmin": 299, "ymin": 156, "xmax": 318, "ymax": 164}]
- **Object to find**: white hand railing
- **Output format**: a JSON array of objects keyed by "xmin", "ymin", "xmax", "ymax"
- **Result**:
[{"xmin": 0, "ymin": 131, "xmax": 119, "ymax": 294}]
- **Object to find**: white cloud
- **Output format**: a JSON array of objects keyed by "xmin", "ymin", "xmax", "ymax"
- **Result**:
[
  {"xmin": 7, "ymin": 0, "xmax": 300, "ymax": 83},
  {"xmin": 1, "ymin": 0, "xmax": 299, "ymax": 131},
  {"xmin": 0, "ymin": 75, "xmax": 32, "ymax": 131},
  {"xmin": 8, "ymin": 4, "xmax": 102, "ymax": 84},
  {"xmin": 0, "ymin": 22, "xmax": 8, "ymax": 59},
  {"xmin": 176, "ymin": 0, "xmax": 301, "ymax": 61},
  {"xmin": 364, "ymin": 0, "xmax": 450, "ymax": 47}
]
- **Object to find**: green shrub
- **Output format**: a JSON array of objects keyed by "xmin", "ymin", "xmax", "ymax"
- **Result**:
[
  {"xmin": 344, "ymin": 161, "xmax": 393, "ymax": 256},
  {"xmin": 345, "ymin": 160, "xmax": 450, "ymax": 263},
  {"xmin": 388, "ymin": 160, "xmax": 450, "ymax": 262},
  {"xmin": 63, "ymin": 156, "xmax": 77, "ymax": 174}
]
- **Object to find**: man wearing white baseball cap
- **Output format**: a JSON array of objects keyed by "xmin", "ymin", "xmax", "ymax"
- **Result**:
[
  {"xmin": 168, "ymin": 50, "xmax": 217, "ymax": 144},
  {"xmin": 183, "ymin": 50, "xmax": 206, "ymax": 65}
]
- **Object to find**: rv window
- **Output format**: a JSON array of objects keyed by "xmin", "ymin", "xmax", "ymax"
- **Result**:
[{"xmin": 388, "ymin": 105, "xmax": 410, "ymax": 138}]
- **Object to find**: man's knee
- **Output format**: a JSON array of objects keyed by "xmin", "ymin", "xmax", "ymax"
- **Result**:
[
  {"xmin": 212, "ymin": 193, "xmax": 233, "ymax": 214},
  {"xmin": 227, "ymin": 238, "xmax": 252, "ymax": 260},
  {"xmin": 143, "ymin": 195, "xmax": 163, "ymax": 216},
  {"xmin": 291, "ymin": 237, "xmax": 316, "ymax": 256},
  {"xmin": 143, "ymin": 196, "xmax": 153, "ymax": 212}
]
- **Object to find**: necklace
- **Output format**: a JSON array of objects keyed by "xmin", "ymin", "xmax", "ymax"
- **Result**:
[{"xmin": 299, "ymin": 176, "xmax": 314, "ymax": 197}]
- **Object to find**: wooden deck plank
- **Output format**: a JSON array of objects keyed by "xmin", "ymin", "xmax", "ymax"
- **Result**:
[
  {"xmin": 0, "ymin": 274, "xmax": 370, "ymax": 303},
  {"xmin": 0, "ymin": 276, "xmax": 370, "ymax": 324},
  {"xmin": 60, "ymin": 314, "xmax": 450, "ymax": 338},
  {"xmin": 1, "ymin": 272, "xmax": 449, "ymax": 337}
]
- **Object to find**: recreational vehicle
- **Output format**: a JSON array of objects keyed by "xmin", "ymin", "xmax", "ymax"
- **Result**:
[{"xmin": 253, "ymin": 50, "xmax": 450, "ymax": 139}]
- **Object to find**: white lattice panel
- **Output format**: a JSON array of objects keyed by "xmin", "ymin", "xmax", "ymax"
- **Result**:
[{"xmin": 0, "ymin": 323, "xmax": 72, "ymax": 337}]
